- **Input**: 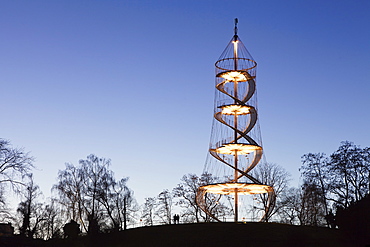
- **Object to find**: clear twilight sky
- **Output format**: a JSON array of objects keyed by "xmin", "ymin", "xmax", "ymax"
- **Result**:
[{"xmin": 1, "ymin": 0, "xmax": 369, "ymax": 206}]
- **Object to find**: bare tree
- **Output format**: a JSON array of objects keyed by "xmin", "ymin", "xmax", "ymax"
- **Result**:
[
  {"xmin": 173, "ymin": 173, "xmax": 229, "ymax": 223},
  {"xmin": 0, "ymin": 184, "xmax": 13, "ymax": 222},
  {"xmin": 195, "ymin": 173, "xmax": 232, "ymax": 222},
  {"xmin": 37, "ymin": 198, "xmax": 64, "ymax": 240},
  {"xmin": 79, "ymin": 154, "xmax": 113, "ymax": 234},
  {"xmin": 301, "ymin": 142, "xmax": 370, "ymax": 210},
  {"xmin": 0, "ymin": 139, "xmax": 33, "ymax": 211},
  {"xmin": 300, "ymin": 153, "xmax": 330, "ymax": 225},
  {"xmin": 54, "ymin": 154, "xmax": 136, "ymax": 233},
  {"xmin": 279, "ymin": 184, "xmax": 327, "ymax": 227},
  {"xmin": 251, "ymin": 162, "xmax": 291, "ymax": 222},
  {"xmin": 298, "ymin": 182, "xmax": 327, "ymax": 226},
  {"xmin": 296, "ymin": 141, "xmax": 370, "ymax": 227},
  {"xmin": 53, "ymin": 163, "xmax": 87, "ymax": 232},
  {"xmin": 117, "ymin": 180, "xmax": 138, "ymax": 230},
  {"xmin": 173, "ymin": 174, "xmax": 202, "ymax": 223},
  {"xmin": 155, "ymin": 190, "xmax": 173, "ymax": 224},
  {"xmin": 279, "ymin": 187, "xmax": 301, "ymax": 225},
  {"xmin": 17, "ymin": 174, "xmax": 44, "ymax": 238},
  {"xmin": 329, "ymin": 141, "xmax": 370, "ymax": 208},
  {"xmin": 98, "ymin": 177, "xmax": 138, "ymax": 231},
  {"xmin": 141, "ymin": 197, "xmax": 156, "ymax": 226}
]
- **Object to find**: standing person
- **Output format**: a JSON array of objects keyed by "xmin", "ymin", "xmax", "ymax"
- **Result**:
[
  {"xmin": 173, "ymin": 214, "xmax": 180, "ymax": 224},
  {"xmin": 173, "ymin": 214, "xmax": 177, "ymax": 224}
]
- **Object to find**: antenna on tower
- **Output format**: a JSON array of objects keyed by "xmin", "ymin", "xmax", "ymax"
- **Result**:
[{"xmin": 234, "ymin": 18, "xmax": 238, "ymax": 40}]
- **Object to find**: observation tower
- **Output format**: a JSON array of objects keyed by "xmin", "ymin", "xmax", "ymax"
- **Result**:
[{"xmin": 196, "ymin": 19, "xmax": 275, "ymax": 222}]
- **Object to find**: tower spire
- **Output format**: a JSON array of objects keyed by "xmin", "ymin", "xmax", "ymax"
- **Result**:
[{"xmin": 234, "ymin": 18, "xmax": 238, "ymax": 41}]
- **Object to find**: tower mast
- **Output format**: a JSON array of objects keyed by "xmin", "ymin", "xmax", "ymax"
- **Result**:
[{"xmin": 233, "ymin": 18, "xmax": 239, "ymax": 222}]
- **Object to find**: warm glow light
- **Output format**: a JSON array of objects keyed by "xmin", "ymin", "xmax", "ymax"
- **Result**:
[
  {"xmin": 199, "ymin": 183, "xmax": 273, "ymax": 195},
  {"xmin": 218, "ymin": 71, "xmax": 247, "ymax": 81},
  {"xmin": 220, "ymin": 104, "xmax": 251, "ymax": 115},
  {"xmin": 212, "ymin": 143, "xmax": 262, "ymax": 155},
  {"xmin": 233, "ymin": 40, "xmax": 238, "ymax": 61}
]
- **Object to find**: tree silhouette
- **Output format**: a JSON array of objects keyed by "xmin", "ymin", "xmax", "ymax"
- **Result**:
[
  {"xmin": 54, "ymin": 154, "xmax": 136, "ymax": 234},
  {"xmin": 141, "ymin": 197, "xmax": 156, "ymax": 226},
  {"xmin": 0, "ymin": 138, "xmax": 33, "ymax": 219},
  {"xmin": 155, "ymin": 189, "xmax": 173, "ymax": 225},
  {"xmin": 300, "ymin": 153, "xmax": 330, "ymax": 225},
  {"xmin": 297, "ymin": 141, "xmax": 370, "ymax": 226},
  {"xmin": 329, "ymin": 141, "xmax": 370, "ymax": 208},
  {"xmin": 17, "ymin": 174, "xmax": 44, "ymax": 238},
  {"xmin": 251, "ymin": 162, "xmax": 291, "ymax": 222}
]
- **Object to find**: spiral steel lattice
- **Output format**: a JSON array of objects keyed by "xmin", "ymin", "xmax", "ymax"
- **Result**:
[{"xmin": 196, "ymin": 21, "xmax": 275, "ymax": 222}]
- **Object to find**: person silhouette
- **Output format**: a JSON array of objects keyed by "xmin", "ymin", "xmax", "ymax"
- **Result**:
[{"xmin": 173, "ymin": 214, "xmax": 180, "ymax": 224}]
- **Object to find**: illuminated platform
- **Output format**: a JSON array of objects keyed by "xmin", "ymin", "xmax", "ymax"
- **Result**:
[
  {"xmin": 219, "ymin": 104, "xmax": 253, "ymax": 115},
  {"xmin": 217, "ymin": 70, "xmax": 249, "ymax": 81},
  {"xmin": 199, "ymin": 183, "xmax": 273, "ymax": 195},
  {"xmin": 212, "ymin": 143, "xmax": 262, "ymax": 155}
]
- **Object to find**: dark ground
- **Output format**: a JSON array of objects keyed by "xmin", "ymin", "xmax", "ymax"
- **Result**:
[
  {"xmin": 1, "ymin": 222, "xmax": 362, "ymax": 247},
  {"xmin": 102, "ymin": 222, "xmax": 358, "ymax": 247}
]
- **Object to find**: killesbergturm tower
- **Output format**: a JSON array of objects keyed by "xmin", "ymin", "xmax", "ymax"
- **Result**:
[{"xmin": 196, "ymin": 19, "xmax": 275, "ymax": 222}]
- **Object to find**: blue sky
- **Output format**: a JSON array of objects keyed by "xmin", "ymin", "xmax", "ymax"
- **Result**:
[{"xmin": 1, "ymin": 0, "xmax": 369, "ymax": 205}]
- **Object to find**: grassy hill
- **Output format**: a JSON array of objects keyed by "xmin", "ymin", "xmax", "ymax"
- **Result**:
[{"xmin": 44, "ymin": 222, "xmax": 356, "ymax": 247}]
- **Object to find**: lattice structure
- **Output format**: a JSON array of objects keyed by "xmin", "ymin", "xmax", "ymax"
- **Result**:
[{"xmin": 196, "ymin": 20, "xmax": 275, "ymax": 222}]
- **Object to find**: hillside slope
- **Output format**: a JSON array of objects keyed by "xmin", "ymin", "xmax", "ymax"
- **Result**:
[{"xmin": 47, "ymin": 222, "xmax": 356, "ymax": 247}]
